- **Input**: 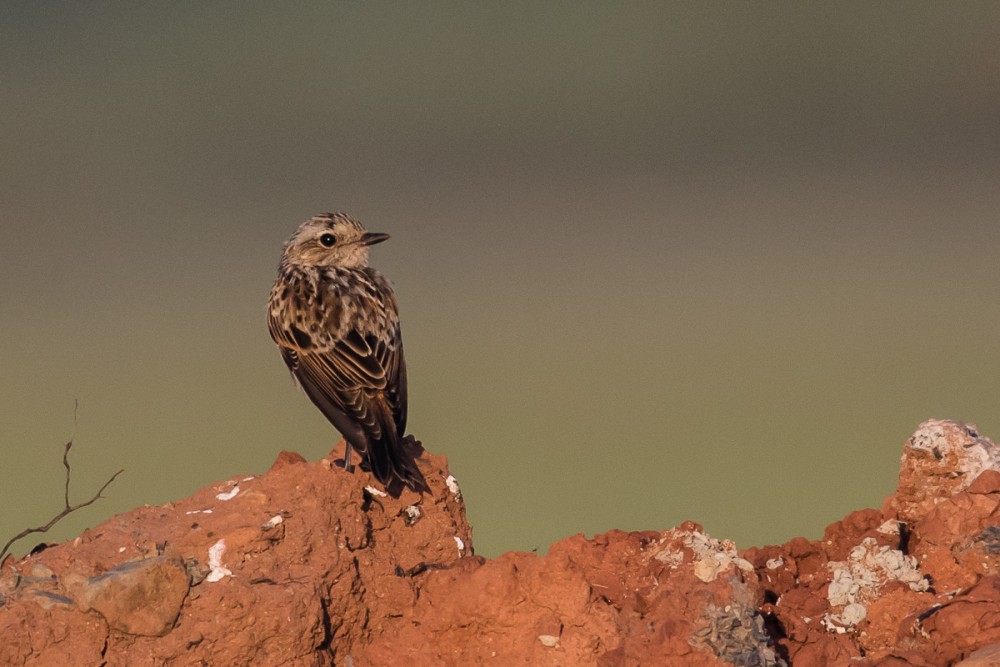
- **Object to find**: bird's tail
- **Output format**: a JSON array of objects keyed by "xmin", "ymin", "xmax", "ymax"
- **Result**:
[{"xmin": 368, "ymin": 405, "xmax": 427, "ymax": 495}]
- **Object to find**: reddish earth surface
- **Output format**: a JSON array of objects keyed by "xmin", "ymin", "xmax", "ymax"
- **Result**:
[{"xmin": 3, "ymin": 420, "xmax": 1000, "ymax": 665}]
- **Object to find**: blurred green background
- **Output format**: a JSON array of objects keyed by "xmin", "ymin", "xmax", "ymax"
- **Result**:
[{"xmin": 2, "ymin": 3, "xmax": 1000, "ymax": 559}]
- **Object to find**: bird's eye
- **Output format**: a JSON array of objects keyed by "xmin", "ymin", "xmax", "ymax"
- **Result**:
[{"xmin": 319, "ymin": 233, "xmax": 337, "ymax": 247}]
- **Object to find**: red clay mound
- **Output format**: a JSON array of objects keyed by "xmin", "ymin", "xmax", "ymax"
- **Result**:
[{"xmin": 3, "ymin": 421, "xmax": 1000, "ymax": 665}]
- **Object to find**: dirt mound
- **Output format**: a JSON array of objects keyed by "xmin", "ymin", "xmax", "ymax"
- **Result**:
[{"xmin": 3, "ymin": 421, "xmax": 1000, "ymax": 665}]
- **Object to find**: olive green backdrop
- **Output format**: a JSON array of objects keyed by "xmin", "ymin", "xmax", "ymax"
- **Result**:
[{"xmin": 3, "ymin": 3, "xmax": 1000, "ymax": 558}]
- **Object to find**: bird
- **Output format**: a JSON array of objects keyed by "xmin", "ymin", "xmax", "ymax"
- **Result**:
[{"xmin": 267, "ymin": 212, "xmax": 426, "ymax": 493}]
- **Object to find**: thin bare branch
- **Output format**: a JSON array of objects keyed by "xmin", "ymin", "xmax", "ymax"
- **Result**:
[
  {"xmin": 0, "ymin": 440, "xmax": 124, "ymax": 563},
  {"xmin": 63, "ymin": 440, "xmax": 72, "ymax": 509}
]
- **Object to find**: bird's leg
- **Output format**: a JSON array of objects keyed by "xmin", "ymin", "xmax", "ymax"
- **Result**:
[{"xmin": 343, "ymin": 442, "xmax": 355, "ymax": 473}]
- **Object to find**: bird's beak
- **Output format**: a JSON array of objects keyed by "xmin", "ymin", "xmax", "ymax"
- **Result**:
[{"xmin": 361, "ymin": 232, "xmax": 390, "ymax": 246}]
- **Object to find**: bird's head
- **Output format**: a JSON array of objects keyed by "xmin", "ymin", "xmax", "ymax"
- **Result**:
[{"xmin": 280, "ymin": 213, "xmax": 390, "ymax": 270}]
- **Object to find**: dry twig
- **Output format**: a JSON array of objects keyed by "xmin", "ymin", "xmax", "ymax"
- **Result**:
[{"xmin": 0, "ymin": 440, "xmax": 124, "ymax": 563}]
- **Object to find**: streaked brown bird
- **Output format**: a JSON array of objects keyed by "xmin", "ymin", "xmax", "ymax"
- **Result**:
[{"xmin": 267, "ymin": 213, "xmax": 425, "ymax": 493}]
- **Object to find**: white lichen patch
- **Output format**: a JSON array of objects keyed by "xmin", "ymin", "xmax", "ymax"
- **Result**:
[
  {"xmin": 185, "ymin": 508, "xmax": 213, "ymax": 515},
  {"xmin": 766, "ymin": 557, "xmax": 784, "ymax": 570},
  {"xmin": 909, "ymin": 420, "xmax": 1000, "ymax": 483},
  {"xmin": 261, "ymin": 515, "xmax": 284, "ymax": 530},
  {"xmin": 823, "ymin": 537, "xmax": 928, "ymax": 631},
  {"xmin": 652, "ymin": 528, "xmax": 752, "ymax": 582},
  {"xmin": 454, "ymin": 535, "xmax": 465, "ymax": 554},
  {"xmin": 403, "ymin": 505, "xmax": 421, "ymax": 523},
  {"xmin": 215, "ymin": 485, "xmax": 240, "ymax": 501},
  {"xmin": 206, "ymin": 539, "xmax": 233, "ymax": 583},
  {"xmin": 654, "ymin": 548, "xmax": 685, "ymax": 569},
  {"xmin": 538, "ymin": 634, "xmax": 560, "ymax": 648},
  {"xmin": 876, "ymin": 520, "xmax": 900, "ymax": 535},
  {"xmin": 690, "ymin": 531, "xmax": 753, "ymax": 582},
  {"xmin": 840, "ymin": 603, "xmax": 867, "ymax": 626},
  {"xmin": 445, "ymin": 475, "xmax": 461, "ymax": 497},
  {"xmin": 364, "ymin": 485, "xmax": 388, "ymax": 498}
]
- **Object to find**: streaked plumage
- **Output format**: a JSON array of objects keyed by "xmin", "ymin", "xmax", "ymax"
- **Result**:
[{"xmin": 267, "ymin": 213, "xmax": 425, "ymax": 492}]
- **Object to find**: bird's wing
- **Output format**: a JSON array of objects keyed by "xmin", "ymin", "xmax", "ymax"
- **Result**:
[
  {"xmin": 292, "ymin": 328, "xmax": 389, "ymax": 433},
  {"xmin": 295, "ymin": 328, "xmax": 411, "ymax": 488},
  {"xmin": 367, "ymin": 321, "xmax": 406, "ymax": 438},
  {"xmin": 268, "ymin": 285, "xmax": 404, "ymax": 431}
]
